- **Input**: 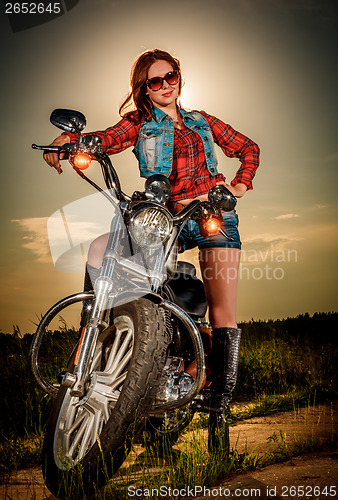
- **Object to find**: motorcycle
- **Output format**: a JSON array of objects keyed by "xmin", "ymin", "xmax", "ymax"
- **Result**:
[{"xmin": 30, "ymin": 109, "xmax": 237, "ymax": 498}]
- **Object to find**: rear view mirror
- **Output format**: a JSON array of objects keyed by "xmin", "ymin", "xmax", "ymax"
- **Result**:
[{"xmin": 50, "ymin": 109, "xmax": 86, "ymax": 134}]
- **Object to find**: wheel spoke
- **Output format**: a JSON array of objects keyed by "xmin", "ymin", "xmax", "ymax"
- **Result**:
[
  {"xmin": 54, "ymin": 311, "xmax": 134, "ymax": 467},
  {"xmin": 96, "ymin": 372, "xmax": 128, "ymax": 392},
  {"xmin": 66, "ymin": 413, "xmax": 89, "ymax": 461},
  {"xmin": 107, "ymin": 319, "xmax": 134, "ymax": 373},
  {"xmin": 97, "ymin": 348, "xmax": 132, "ymax": 386},
  {"xmin": 78, "ymin": 412, "xmax": 96, "ymax": 459},
  {"xmin": 104, "ymin": 330, "xmax": 123, "ymax": 372}
]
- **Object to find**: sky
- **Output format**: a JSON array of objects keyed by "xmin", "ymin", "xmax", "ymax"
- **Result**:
[{"xmin": 0, "ymin": 0, "xmax": 337, "ymax": 334}]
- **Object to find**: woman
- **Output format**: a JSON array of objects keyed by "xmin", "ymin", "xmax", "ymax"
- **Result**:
[{"xmin": 44, "ymin": 49, "xmax": 260, "ymax": 455}]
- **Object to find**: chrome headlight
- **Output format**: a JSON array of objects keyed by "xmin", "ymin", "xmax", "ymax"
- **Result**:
[{"xmin": 128, "ymin": 207, "xmax": 173, "ymax": 249}]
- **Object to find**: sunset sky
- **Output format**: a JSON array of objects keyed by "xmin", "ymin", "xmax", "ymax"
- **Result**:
[{"xmin": 0, "ymin": 0, "xmax": 337, "ymax": 333}]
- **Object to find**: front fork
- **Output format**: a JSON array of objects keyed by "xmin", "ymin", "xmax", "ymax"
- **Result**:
[{"xmin": 63, "ymin": 217, "xmax": 122, "ymax": 398}]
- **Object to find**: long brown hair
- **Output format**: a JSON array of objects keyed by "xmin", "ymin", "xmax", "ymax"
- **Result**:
[{"xmin": 119, "ymin": 49, "xmax": 182, "ymax": 123}]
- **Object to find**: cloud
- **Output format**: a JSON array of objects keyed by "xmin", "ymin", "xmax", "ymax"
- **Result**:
[
  {"xmin": 12, "ymin": 217, "xmax": 50, "ymax": 263},
  {"xmin": 243, "ymin": 232, "xmax": 302, "ymax": 248},
  {"xmin": 47, "ymin": 214, "xmax": 107, "ymax": 247},
  {"xmin": 244, "ymin": 233, "xmax": 302, "ymax": 243},
  {"xmin": 241, "ymin": 232, "xmax": 302, "ymax": 264},
  {"xmin": 12, "ymin": 213, "xmax": 110, "ymax": 266},
  {"xmin": 273, "ymin": 213, "xmax": 300, "ymax": 220}
]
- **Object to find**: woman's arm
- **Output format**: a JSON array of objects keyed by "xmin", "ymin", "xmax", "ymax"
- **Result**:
[
  {"xmin": 43, "ymin": 117, "xmax": 141, "ymax": 174},
  {"xmin": 200, "ymin": 111, "xmax": 260, "ymax": 195}
]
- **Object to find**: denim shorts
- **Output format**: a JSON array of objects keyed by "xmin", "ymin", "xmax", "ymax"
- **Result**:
[{"xmin": 178, "ymin": 210, "xmax": 241, "ymax": 251}]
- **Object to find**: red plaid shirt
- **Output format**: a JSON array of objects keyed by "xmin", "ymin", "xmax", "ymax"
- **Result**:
[{"xmin": 65, "ymin": 110, "xmax": 259, "ymax": 201}]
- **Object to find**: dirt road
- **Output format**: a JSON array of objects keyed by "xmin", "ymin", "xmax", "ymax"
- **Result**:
[
  {"xmin": 1, "ymin": 404, "xmax": 336, "ymax": 499},
  {"xmin": 194, "ymin": 451, "xmax": 337, "ymax": 500}
]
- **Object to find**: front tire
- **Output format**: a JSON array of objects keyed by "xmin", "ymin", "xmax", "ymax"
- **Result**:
[{"xmin": 42, "ymin": 298, "xmax": 167, "ymax": 499}]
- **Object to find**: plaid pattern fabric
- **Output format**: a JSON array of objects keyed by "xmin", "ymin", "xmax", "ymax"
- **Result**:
[
  {"xmin": 200, "ymin": 111, "xmax": 260, "ymax": 191},
  {"xmin": 84, "ymin": 118, "xmax": 141, "ymax": 154},
  {"xmin": 65, "ymin": 110, "xmax": 259, "ymax": 200},
  {"xmin": 168, "ymin": 124, "xmax": 225, "ymax": 200}
]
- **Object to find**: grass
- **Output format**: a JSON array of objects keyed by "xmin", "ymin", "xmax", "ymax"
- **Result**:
[
  {"xmin": 0, "ymin": 312, "xmax": 337, "ymax": 494},
  {"xmin": 87, "ymin": 404, "xmax": 337, "ymax": 500},
  {"xmin": 1, "ymin": 321, "xmax": 79, "ymax": 440},
  {"xmin": 99, "ymin": 398, "xmax": 336, "ymax": 500},
  {"xmin": 0, "ymin": 434, "xmax": 43, "ymax": 482},
  {"xmin": 1, "ymin": 400, "xmax": 336, "ymax": 498},
  {"xmin": 236, "ymin": 313, "xmax": 337, "ymax": 400},
  {"xmin": 3, "ymin": 428, "xmax": 336, "ymax": 499},
  {"xmin": 0, "ymin": 320, "xmax": 78, "ymax": 482}
]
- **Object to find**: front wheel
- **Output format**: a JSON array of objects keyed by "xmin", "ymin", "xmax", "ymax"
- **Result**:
[{"xmin": 42, "ymin": 298, "xmax": 167, "ymax": 499}]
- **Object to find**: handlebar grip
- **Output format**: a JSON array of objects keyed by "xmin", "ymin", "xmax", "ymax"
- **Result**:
[{"xmin": 32, "ymin": 144, "xmax": 62, "ymax": 152}]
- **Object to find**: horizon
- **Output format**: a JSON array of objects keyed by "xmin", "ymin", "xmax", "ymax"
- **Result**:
[{"xmin": 3, "ymin": 311, "xmax": 338, "ymax": 337}]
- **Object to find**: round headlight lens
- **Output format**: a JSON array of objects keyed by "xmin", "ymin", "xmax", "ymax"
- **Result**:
[{"xmin": 128, "ymin": 207, "xmax": 173, "ymax": 248}]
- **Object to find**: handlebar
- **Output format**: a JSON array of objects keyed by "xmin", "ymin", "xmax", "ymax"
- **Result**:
[
  {"xmin": 32, "ymin": 140, "xmax": 125, "ymax": 202},
  {"xmin": 32, "ymin": 143, "xmax": 75, "ymax": 153},
  {"xmin": 32, "ymin": 138, "xmax": 235, "ymax": 240}
]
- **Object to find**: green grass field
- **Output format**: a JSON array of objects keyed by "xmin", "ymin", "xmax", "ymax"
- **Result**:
[{"xmin": 1, "ymin": 311, "xmax": 337, "ymax": 494}]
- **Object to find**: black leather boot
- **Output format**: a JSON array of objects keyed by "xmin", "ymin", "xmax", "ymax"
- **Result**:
[{"xmin": 208, "ymin": 327, "xmax": 242, "ymax": 456}]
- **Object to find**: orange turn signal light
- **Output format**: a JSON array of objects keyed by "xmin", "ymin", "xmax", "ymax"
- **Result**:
[
  {"xmin": 73, "ymin": 152, "xmax": 92, "ymax": 170},
  {"xmin": 198, "ymin": 214, "xmax": 223, "ymax": 237},
  {"xmin": 205, "ymin": 217, "xmax": 222, "ymax": 235}
]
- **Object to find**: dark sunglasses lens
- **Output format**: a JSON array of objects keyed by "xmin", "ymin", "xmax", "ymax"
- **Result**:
[
  {"xmin": 165, "ymin": 72, "xmax": 179, "ymax": 85},
  {"xmin": 147, "ymin": 71, "xmax": 179, "ymax": 91},
  {"xmin": 147, "ymin": 77, "xmax": 162, "ymax": 91}
]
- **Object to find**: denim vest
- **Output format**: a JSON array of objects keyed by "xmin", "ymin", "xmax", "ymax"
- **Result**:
[{"xmin": 133, "ymin": 107, "xmax": 219, "ymax": 178}]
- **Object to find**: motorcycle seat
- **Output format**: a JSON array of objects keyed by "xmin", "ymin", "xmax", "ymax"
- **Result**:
[{"xmin": 167, "ymin": 261, "xmax": 208, "ymax": 318}]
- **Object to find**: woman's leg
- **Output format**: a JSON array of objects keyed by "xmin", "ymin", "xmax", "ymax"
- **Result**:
[
  {"xmin": 199, "ymin": 247, "xmax": 242, "ymax": 455},
  {"xmin": 199, "ymin": 247, "xmax": 240, "ymax": 328},
  {"xmin": 87, "ymin": 233, "xmax": 110, "ymax": 269},
  {"xmin": 84, "ymin": 232, "xmax": 110, "ymax": 291}
]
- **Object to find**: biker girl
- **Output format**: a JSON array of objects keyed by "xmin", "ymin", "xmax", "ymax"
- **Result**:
[{"xmin": 43, "ymin": 48, "xmax": 260, "ymax": 454}]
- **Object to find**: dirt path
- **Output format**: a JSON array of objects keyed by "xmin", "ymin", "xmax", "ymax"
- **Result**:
[
  {"xmin": 194, "ymin": 451, "xmax": 337, "ymax": 499},
  {"xmin": 1, "ymin": 404, "xmax": 336, "ymax": 499}
]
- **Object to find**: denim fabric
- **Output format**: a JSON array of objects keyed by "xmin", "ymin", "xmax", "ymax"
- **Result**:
[
  {"xmin": 133, "ymin": 107, "xmax": 219, "ymax": 178},
  {"xmin": 178, "ymin": 210, "xmax": 241, "ymax": 251}
]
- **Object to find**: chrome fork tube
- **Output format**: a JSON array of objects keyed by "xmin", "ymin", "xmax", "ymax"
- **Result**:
[{"xmin": 69, "ymin": 216, "xmax": 122, "ymax": 397}]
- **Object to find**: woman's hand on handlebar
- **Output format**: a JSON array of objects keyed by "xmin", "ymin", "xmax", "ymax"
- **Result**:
[
  {"xmin": 43, "ymin": 135, "xmax": 71, "ymax": 174},
  {"xmin": 217, "ymin": 181, "xmax": 247, "ymax": 198}
]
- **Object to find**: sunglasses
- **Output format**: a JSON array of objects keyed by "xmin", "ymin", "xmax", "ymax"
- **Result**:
[{"xmin": 146, "ymin": 70, "xmax": 180, "ymax": 91}]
